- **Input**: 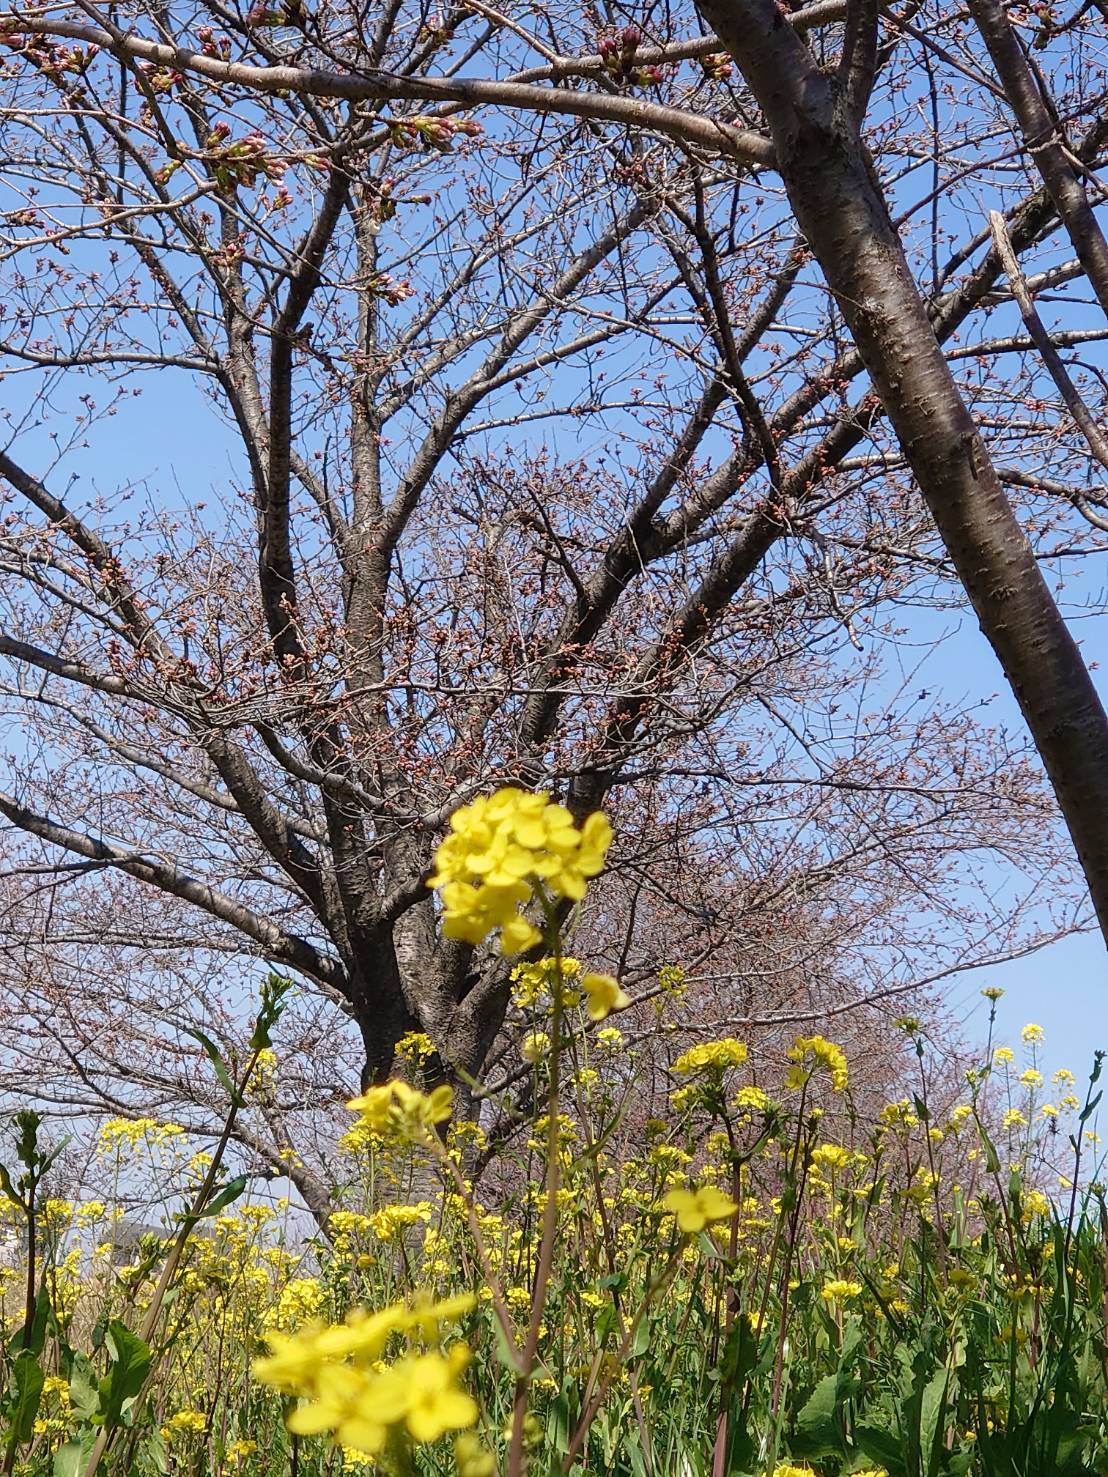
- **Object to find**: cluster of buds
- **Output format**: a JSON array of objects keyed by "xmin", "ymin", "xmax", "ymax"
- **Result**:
[
  {"xmin": 266, "ymin": 183, "xmax": 294, "ymax": 213},
  {"xmin": 388, "ymin": 114, "xmax": 482, "ymax": 152},
  {"xmin": 245, "ymin": 0, "xmax": 306, "ymax": 27},
  {"xmin": 5, "ymin": 207, "xmax": 43, "ymax": 230},
  {"xmin": 596, "ymin": 24, "xmax": 664, "ymax": 87},
  {"xmin": 1029, "ymin": 1, "xmax": 1055, "ymax": 44},
  {"xmin": 417, "ymin": 12, "xmax": 456, "ymax": 45},
  {"xmin": 211, "ymin": 235, "xmax": 247, "ymax": 268},
  {"xmin": 0, "ymin": 31, "xmax": 99, "ymax": 81},
  {"xmin": 194, "ymin": 26, "xmax": 233, "ymax": 59},
  {"xmin": 137, "ymin": 60, "xmax": 182, "ymax": 94},
  {"xmin": 204, "ymin": 126, "xmax": 286, "ymax": 191},
  {"xmin": 364, "ymin": 271, "xmax": 414, "ymax": 306},
  {"xmin": 699, "ymin": 51, "xmax": 732, "ymax": 82}
]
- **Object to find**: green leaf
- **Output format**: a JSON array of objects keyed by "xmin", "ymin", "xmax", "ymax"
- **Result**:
[
  {"xmin": 719, "ymin": 1314, "xmax": 758, "ymax": 1387},
  {"xmin": 184, "ymin": 1028, "xmax": 240, "ymax": 1105},
  {"xmin": 0, "ymin": 1161, "xmax": 21, "ymax": 1210},
  {"xmin": 9, "ymin": 1287, "xmax": 54, "ymax": 1357},
  {"xmin": 68, "ymin": 1353, "xmax": 101, "ymax": 1423},
  {"xmin": 694, "ymin": 1230, "xmax": 727, "ymax": 1260},
  {"xmin": 546, "ymin": 1386, "xmax": 578, "ymax": 1456},
  {"xmin": 794, "ymin": 1371, "xmax": 848, "ymax": 1458},
  {"xmin": 140, "ymin": 1425, "xmax": 170, "ymax": 1475},
  {"xmin": 856, "ymin": 1423, "xmax": 904, "ymax": 1475},
  {"xmin": 249, "ymin": 974, "xmax": 292, "ymax": 1050},
  {"xmin": 192, "ymin": 1175, "xmax": 248, "ymax": 1220},
  {"xmin": 99, "ymin": 1320, "xmax": 151, "ymax": 1429},
  {"xmin": 7, "ymin": 1350, "xmax": 44, "ymax": 1445},
  {"xmin": 918, "ymin": 1366, "xmax": 948, "ymax": 1477},
  {"xmin": 53, "ymin": 1438, "xmax": 88, "ymax": 1477},
  {"xmin": 489, "ymin": 1315, "xmax": 524, "ymax": 1375}
]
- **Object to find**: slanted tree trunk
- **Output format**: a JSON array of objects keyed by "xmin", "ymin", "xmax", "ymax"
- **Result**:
[
  {"xmin": 966, "ymin": 0, "xmax": 1108, "ymax": 320},
  {"xmin": 696, "ymin": 0, "xmax": 1108, "ymax": 944}
]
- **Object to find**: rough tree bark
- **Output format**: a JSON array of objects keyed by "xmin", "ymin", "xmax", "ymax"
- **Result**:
[{"xmin": 696, "ymin": 0, "xmax": 1108, "ymax": 946}]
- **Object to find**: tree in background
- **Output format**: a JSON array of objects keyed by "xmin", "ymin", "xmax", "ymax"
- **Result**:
[{"xmin": 0, "ymin": 0, "xmax": 1102, "ymax": 1193}]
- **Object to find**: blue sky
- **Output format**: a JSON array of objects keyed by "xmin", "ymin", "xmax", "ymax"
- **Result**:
[{"xmin": 915, "ymin": 605, "xmax": 1108, "ymax": 1084}]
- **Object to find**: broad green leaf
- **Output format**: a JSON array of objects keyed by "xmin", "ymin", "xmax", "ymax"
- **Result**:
[
  {"xmin": 193, "ymin": 1175, "xmax": 249, "ymax": 1219},
  {"xmin": 7, "ymin": 1350, "xmax": 44, "ymax": 1444},
  {"xmin": 99, "ymin": 1320, "xmax": 151, "ymax": 1429},
  {"xmin": 53, "ymin": 1438, "xmax": 89, "ymax": 1477},
  {"xmin": 918, "ymin": 1366, "xmax": 948, "ymax": 1477},
  {"xmin": 68, "ymin": 1353, "xmax": 101, "ymax": 1423},
  {"xmin": 184, "ymin": 1028, "xmax": 240, "ymax": 1104},
  {"xmin": 546, "ymin": 1386, "xmax": 578, "ymax": 1455}
]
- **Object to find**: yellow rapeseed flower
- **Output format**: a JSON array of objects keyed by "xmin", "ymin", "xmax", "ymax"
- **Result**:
[
  {"xmin": 672, "ymin": 1038, "xmax": 748, "ymax": 1075},
  {"xmin": 521, "ymin": 1032, "xmax": 550, "ymax": 1063},
  {"xmin": 455, "ymin": 1432, "xmax": 497, "ymax": 1477},
  {"xmin": 286, "ymin": 1364, "xmax": 394, "ymax": 1455},
  {"xmin": 346, "ymin": 1080, "xmax": 453, "ymax": 1142},
  {"xmin": 662, "ymin": 1185, "xmax": 739, "ymax": 1233},
  {"xmin": 581, "ymin": 972, "xmax": 630, "ymax": 1022},
  {"xmin": 165, "ymin": 1410, "xmax": 207, "ymax": 1436}
]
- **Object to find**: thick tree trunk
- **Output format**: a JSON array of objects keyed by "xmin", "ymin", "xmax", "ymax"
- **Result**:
[{"xmin": 698, "ymin": 0, "xmax": 1108, "ymax": 943}]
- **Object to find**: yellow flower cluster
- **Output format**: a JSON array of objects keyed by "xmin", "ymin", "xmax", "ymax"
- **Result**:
[
  {"xmin": 522, "ymin": 1031, "xmax": 551, "ymax": 1063},
  {"xmin": 785, "ymin": 1035, "xmax": 849, "ymax": 1093},
  {"xmin": 165, "ymin": 1409, "xmax": 207, "ymax": 1435},
  {"xmin": 511, "ymin": 955, "xmax": 582, "ymax": 1007},
  {"xmin": 428, "ymin": 787, "xmax": 612, "ymax": 954},
  {"xmin": 810, "ymin": 1143, "xmax": 852, "ymax": 1172},
  {"xmin": 395, "ymin": 1031, "xmax": 436, "ymax": 1064},
  {"xmin": 346, "ymin": 1081, "xmax": 453, "ymax": 1142},
  {"xmin": 97, "ymin": 1117, "xmax": 185, "ymax": 1154},
  {"xmin": 734, "ymin": 1085, "xmax": 770, "ymax": 1112},
  {"xmin": 820, "ymin": 1279, "xmax": 863, "ymax": 1303},
  {"xmin": 672, "ymin": 1038, "xmax": 748, "ymax": 1076},
  {"xmin": 368, "ymin": 1203, "xmax": 433, "ymax": 1243},
  {"xmin": 252, "ymin": 1294, "xmax": 477, "ymax": 1457},
  {"xmin": 263, "ymin": 1277, "xmax": 328, "ymax": 1332}
]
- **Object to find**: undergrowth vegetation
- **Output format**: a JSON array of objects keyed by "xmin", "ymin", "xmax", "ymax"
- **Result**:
[{"xmin": 2, "ymin": 793, "xmax": 1105, "ymax": 1477}]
